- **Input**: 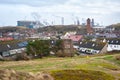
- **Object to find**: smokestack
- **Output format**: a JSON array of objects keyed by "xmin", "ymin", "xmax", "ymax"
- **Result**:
[
  {"xmin": 61, "ymin": 17, "xmax": 64, "ymax": 25},
  {"xmin": 91, "ymin": 18, "xmax": 94, "ymax": 27},
  {"xmin": 77, "ymin": 19, "xmax": 80, "ymax": 25}
]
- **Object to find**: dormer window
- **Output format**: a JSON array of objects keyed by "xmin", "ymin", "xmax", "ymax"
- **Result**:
[
  {"xmin": 116, "ymin": 41, "xmax": 118, "ymax": 43},
  {"xmin": 7, "ymin": 44, "xmax": 10, "ymax": 48},
  {"xmin": 80, "ymin": 42, "xmax": 82, "ymax": 44},
  {"xmin": 103, "ymin": 39, "xmax": 106, "ymax": 42},
  {"xmin": 92, "ymin": 44, "xmax": 95, "ymax": 47},
  {"xmin": 111, "ymin": 41, "xmax": 113, "ymax": 43}
]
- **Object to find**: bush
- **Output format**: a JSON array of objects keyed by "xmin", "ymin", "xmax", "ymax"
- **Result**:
[
  {"xmin": 55, "ymin": 50, "xmax": 74, "ymax": 57},
  {"xmin": 15, "ymin": 53, "xmax": 30, "ymax": 61},
  {"xmin": 26, "ymin": 40, "xmax": 50, "ymax": 58},
  {"xmin": 56, "ymin": 50, "xmax": 64, "ymax": 57},
  {"xmin": 115, "ymin": 55, "xmax": 120, "ymax": 60}
]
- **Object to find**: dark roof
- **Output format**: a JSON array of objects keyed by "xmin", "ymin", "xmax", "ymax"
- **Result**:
[
  {"xmin": 18, "ymin": 41, "xmax": 28, "ymax": 48},
  {"xmin": 0, "ymin": 44, "xmax": 9, "ymax": 52},
  {"xmin": 0, "ymin": 41, "xmax": 28, "ymax": 52},
  {"xmin": 79, "ymin": 41, "xmax": 107, "ymax": 50},
  {"xmin": 94, "ymin": 38, "xmax": 120, "ymax": 45},
  {"xmin": 107, "ymin": 39, "xmax": 120, "ymax": 45}
]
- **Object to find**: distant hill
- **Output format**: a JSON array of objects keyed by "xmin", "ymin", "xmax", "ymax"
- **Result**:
[
  {"xmin": 38, "ymin": 25, "xmax": 87, "ymax": 34},
  {"xmin": 108, "ymin": 23, "xmax": 120, "ymax": 30},
  {"xmin": 0, "ymin": 26, "xmax": 28, "ymax": 33}
]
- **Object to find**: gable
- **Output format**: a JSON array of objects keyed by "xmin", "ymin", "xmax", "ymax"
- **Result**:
[{"xmin": 68, "ymin": 35, "xmax": 83, "ymax": 42}]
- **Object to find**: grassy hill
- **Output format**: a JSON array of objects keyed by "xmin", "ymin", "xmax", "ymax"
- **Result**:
[
  {"xmin": 108, "ymin": 23, "xmax": 120, "ymax": 31},
  {"xmin": 38, "ymin": 25, "xmax": 87, "ymax": 34},
  {"xmin": 0, "ymin": 53, "xmax": 120, "ymax": 80}
]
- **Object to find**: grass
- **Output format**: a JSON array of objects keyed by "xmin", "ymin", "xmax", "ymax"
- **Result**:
[
  {"xmin": 51, "ymin": 69, "xmax": 115, "ymax": 80},
  {"xmin": 0, "ymin": 53, "xmax": 120, "ymax": 79},
  {"xmin": 102, "ymin": 54, "xmax": 120, "ymax": 65},
  {"xmin": 75, "ymin": 59, "xmax": 120, "ymax": 71}
]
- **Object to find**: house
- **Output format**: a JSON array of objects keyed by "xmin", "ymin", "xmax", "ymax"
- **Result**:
[
  {"xmin": 0, "ymin": 41, "xmax": 28, "ymax": 57},
  {"xmin": 63, "ymin": 32, "xmax": 76, "ymax": 38},
  {"xmin": 107, "ymin": 39, "xmax": 120, "ymax": 51},
  {"xmin": 96, "ymin": 33, "xmax": 117, "ymax": 38},
  {"xmin": 67, "ymin": 35, "xmax": 83, "ymax": 49},
  {"xmin": 78, "ymin": 41, "xmax": 108, "ymax": 54},
  {"xmin": 93, "ymin": 26, "xmax": 105, "ymax": 32},
  {"xmin": 0, "ymin": 37, "xmax": 14, "ymax": 41}
]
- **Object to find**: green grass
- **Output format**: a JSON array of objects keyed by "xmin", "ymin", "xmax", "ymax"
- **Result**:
[
  {"xmin": 76, "ymin": 60, "xmax": 120, "ymax": 71},
  {"xmin": 102, "ymin": 54, "xmax": 120, "ymax": 65},
  {"xmin": 51, "ymin": 69, "xmax": 115, "ymax": 80}
]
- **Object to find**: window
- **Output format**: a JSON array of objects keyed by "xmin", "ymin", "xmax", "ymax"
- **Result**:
[
  {"xmin": 92, "ymin": 44, "xmax": 95, "ymax": 47},
  {"xmin": 111, "ymin": 41, "xmax": 113, "ymax": 43},
  {"xmin": 116, "ymin": 45, "xmax": 119, "ymax": 48},
  {"xmin": 80, "ymin": 42, "xmax": 82, "ymax": 44},
  {"xmin": 110, "ymin": 45, "xmax": 112, "ymax": 47},
  {"xmin": 2, "ymin": 51, "xmax": 10, "ymax": 57},
  {"xmin": 92, "ymin": 50, "xmax": 97, "ymax": 54},
  {"xmin": 116, "ymin": 41, "xmax": 118, "ymax": 43},
  {"xmin": 7, "ymin": 44, "xmax": 10, "ymax": 48},
  {"xmin": 86, "ymin": 49, "xmax": 92, "ymax": 53}
]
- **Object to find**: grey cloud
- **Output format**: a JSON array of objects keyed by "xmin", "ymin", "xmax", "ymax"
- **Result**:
[
  {"xmin": 0, "ymin": 0, "xmax": 68, "ymax": 6},
  {"xmin": 67, "ymin": 0, "xmax": 120, "ymax": 6}
]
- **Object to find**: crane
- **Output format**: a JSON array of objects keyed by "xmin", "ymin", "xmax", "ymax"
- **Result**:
[
  {"xmin": 52, "ymin": 15, "xmax": 64, "ymax": 25},
  {"xmin": 71, "ymin": 14, "xmax": 80, "ymax": 25}
]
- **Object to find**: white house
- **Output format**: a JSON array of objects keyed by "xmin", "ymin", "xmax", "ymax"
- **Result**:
[
  {"xmin": 62, "ymin": 31, "xmax": 76, "ymax": 39},
  {"xmin": 107, "ymin": 39, "xmax": 120, "ymax": 51},
  {"xmin": 78, "ymin": 41, "xmax": 108, "ymax": 54}
]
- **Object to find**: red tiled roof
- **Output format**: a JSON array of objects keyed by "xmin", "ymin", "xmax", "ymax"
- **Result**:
[
  {"xmin": 68, "ymin": 35, "xmax": 83, "ymax": 42},
  {"xmin": 0, "ymin": 37, "xmax": 14, "ymax": 41}
]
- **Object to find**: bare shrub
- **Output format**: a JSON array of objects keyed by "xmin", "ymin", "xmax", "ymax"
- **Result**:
[
  {"xmin": 56, "ymin": 50, "xmax": 65, "ymax": 57},
  {"xmin": 0, "ymin": 69, "xmax": 54, "ymax": 80},
  {"xmin": 115, "ymin": 55, "xmax": 120, "ymax": 60}
]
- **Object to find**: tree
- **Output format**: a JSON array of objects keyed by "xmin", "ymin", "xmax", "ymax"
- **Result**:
[
  {"xmin": 26, "ymin": 40, "xmax": 50, "ymax": 58},
  {"xmin": 51, "ymin": 40, "xmax": 63, "ymax": 53}
]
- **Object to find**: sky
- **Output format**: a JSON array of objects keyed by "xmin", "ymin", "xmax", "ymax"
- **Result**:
[{"xmin": 0, "ymin": 0, "xmax": 120, "ymax": 26}]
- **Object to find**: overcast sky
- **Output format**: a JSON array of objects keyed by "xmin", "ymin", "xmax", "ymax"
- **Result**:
[{"xmin": 0, "ymin": 0, "xmax": 120, "ymax": 26}]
